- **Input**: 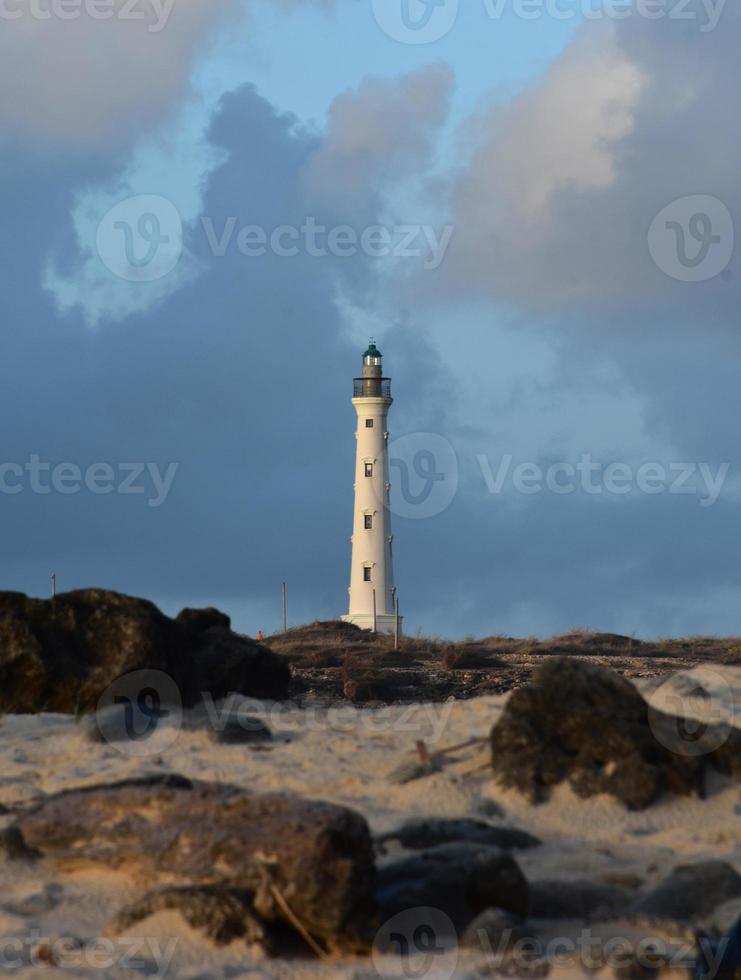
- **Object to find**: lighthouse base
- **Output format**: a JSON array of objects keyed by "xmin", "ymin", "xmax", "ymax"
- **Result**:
[{"xmin": 341, "ymin": 613, "xmax": 402, "ymax": 636}]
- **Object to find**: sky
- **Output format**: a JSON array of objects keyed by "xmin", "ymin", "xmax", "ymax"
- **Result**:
[{"xmin": 1, "ymin": 0, "xmax": 739, "ymax": 639}]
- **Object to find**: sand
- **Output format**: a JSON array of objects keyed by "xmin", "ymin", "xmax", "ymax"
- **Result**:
[{"xmin": 0, "ymin": 665, "xmax": 739, "ymax": 979}]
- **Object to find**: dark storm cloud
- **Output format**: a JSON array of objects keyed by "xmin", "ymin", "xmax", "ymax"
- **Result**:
[
  {"xmin": 0, "ymin": 84, "xmax": 454, "ymax": 631},
  {"xmin": 3, "ymin": 6, "xmax": 741, "ymax": 638}
]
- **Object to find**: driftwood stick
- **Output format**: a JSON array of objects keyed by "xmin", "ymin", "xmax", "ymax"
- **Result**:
[
  {"xmin": 268, "ymin": 883, "xmax": 331, "ymax": 962},
  {"xmin": 435, "ymin": 736, "xmax": 488, "ymax": 757}
]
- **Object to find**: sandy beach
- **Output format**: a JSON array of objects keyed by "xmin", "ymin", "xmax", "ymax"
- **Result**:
[{"xmin": 0, "ymin": 665, "xmax": 739, "ymax": 979}]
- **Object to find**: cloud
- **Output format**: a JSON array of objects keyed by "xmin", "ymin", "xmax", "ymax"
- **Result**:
[
  {"xmin": 0, "ymin": 0, "xmax": 333, "ymax": 152},
  {"xmin": 444, "ymin": 4, "xmax": 740, "ymax": 314},
  {"xmin": 5, "ymin": 7, "xmax": 741, "ymax": 640},
  {"xmin": 0, "ymin": 0, "xmax": 241, "ymax": 151},
  {"xmin": 302, "ymin": 63, "xmax": 454, "ymax": 222},
  {"xmin": 444, "ymin": 24, "xmax": 646, "ymax": 308}
]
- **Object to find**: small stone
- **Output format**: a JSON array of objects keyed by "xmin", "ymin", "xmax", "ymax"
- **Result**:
[
  {"xmin": 475, "ymin": 798, "xmax": 506, "ymax": 819},
  {"xmin": 461, "ymin": 908, "xmax": 530, "ymax": 951},
  {"xmin": 612, "ymin": 953, "xmax": 667, "ymax": 980},
  {"xmin": 376, "ymin": 842, "xmax": 529, "ymax": 933},
  {"xmin": 631, "ymin": 862, "xmax": 741, "ymax": 921},
  {"xmin": 3, "ymin": 884, "xmax": 63, "ymax": 917},
  {"xmin": 0, "ymin": 826, "xmax": 41, "ymax": 861},
  {"xmin": 210, "ymin": 717, "xmax": 272, "ymax": 745},
  {"xmin": 694, "ymin": 917, "xmax": 741, "ymax": 980},
  {"xmin": 379, "ymin": 818, "xmax": 540, "ymax": 852},
  {"xmin": 529, "ymin": 878, "xmax": 632, "ymax": 920},
  {"xmin": 84, "ymin": 702, "xmax": 170, "ymax": 744}
]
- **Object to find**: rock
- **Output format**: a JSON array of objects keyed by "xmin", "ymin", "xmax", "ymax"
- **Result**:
[
  {"xmin": 0, "ymin": 589, "xmax": 290, "ymax": 714},
  {"xmin": 379, "ymin": 818, "xmax": 540, "ymax": 852},
  {"xmin": 85, "ymin": 701, "xmax": 173, "ymax": 744},
  {"xmin": 190, "ymin": 628, "xmax": 290, "ymax": 705},
  {"xmin": 600, "ymin": 872, "xmax": 645, "ymax": 891},
  {"xmin": 631, "ymin": 862, "xmax": 741, "ymax": 921},
  {"xmin": 528, "ymin": 879, "xmax": 632, "ymax": 920},
  {"xmin": 2, "ymin": 884, "xmax": 63, "ymax": 917},
  {"xmin": 707, "ymin": 897, "xmax": 741, "ymax": 936},
  {"xmin": 709, "ymin": 727, "xmax": 741, "ymax": 781},
  {"xmin": 376, "ymin": 842, "xmax": 529, "ymax": 933},
  {"xmin": 112, "ymin": 886, "xmax": 272, "ymax": 948},
  {"xmin": 462, "ymin": 909, "xmax": 550, "ymax": 978},
  {"xmin": 5, "ymin": 775, "xmax": 375, "ymax": 951},
  {"xmin": 461, "ymin": 908, "xmax": 530, "ymax": 951},
  {"xmin": 489, "ymin": 658, "xmax": 713, "ymax": 809},
  {"xmin": 0, "ymin": 826, "xmax": 41, "ymax": 861},
  {"xmin": 210, "ymin": 716, "xmax": 273, "ymax": 745},
  {"xmin": 612, "ymin": 954, "xmax": 668, "ymax": 980},
  {"xmin": 694, "ymin": 917, "xmax": 741, "ymax": 980},
  {"xmin": 443, "ymin": 649, "xmax": 504, "ymax": 670},
  {"xmin": 176, "ymin": 607, "xmax": 232, "ymax": 635},
  {"xmin": 343, "ymin": 679, "xmax": 397, "ymax": 703},
  {"xmin": 476, "ymin": 799, "xmax": 506, "ymax": 819}
]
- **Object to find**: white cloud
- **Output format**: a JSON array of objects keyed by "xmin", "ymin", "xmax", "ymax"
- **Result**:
[
  {"xmin": 0, "ymin": 0, "xmax": 332, "ymax": 151},
  {"xmin": 302, "ymin": 63, "xmax": 454, "ymax": 221},
  {"xmin": 444, "ymin": 24, "xmax": 647, "ymax": 307}
]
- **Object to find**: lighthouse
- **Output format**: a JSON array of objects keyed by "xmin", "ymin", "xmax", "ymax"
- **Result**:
[{"xmin": 341, "ymin": 342, "xmax": 401, "ymax": 634}]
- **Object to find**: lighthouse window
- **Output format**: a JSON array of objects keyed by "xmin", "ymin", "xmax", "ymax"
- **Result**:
[
  {"xmin": 363, "ymin": 566, "xmax": 372, "ymax": 582},
  {"xmin": 365, "ymin": 419, "xmax": 374, "ymax": 428},
  {"xmin": 364, "ymin": 515, "xmax": 373, "ymax": 529},
  {"xmin": 364, "ymin": 462, "xmax": 373, "ymax": 477}
]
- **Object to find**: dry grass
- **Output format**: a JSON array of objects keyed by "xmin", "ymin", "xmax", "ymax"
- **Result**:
[
  {"xmin": 267, "ymin": 621, "xmax": 741, "ymax": 671},
  {"xmin": 269, "ymin": 621, "xmax": 741, "ymax": 705}
]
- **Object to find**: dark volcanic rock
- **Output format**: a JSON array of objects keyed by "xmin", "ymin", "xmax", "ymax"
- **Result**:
[
  {"xmin": 85, "ymin": 701, "xmax": 174, "ymax": 744},
  {"xmin": 489, "ymin": 658, "xmax": 720, "ymax": 809},
  {"xmin": 112, "ymin": 886, "xmax": 273, "ymax": 948},
  {"xmin": 376, "ymin": 842, "xmax": 529, "ymax": 933},
  {"xmin": 695, "ymin": 918, "xmax": 741, "ymax": 980},
  {"xmin": 631, "ymin": 862, "xmax": 741, "ymax": 921},
  {"xmin": 210, "ymin": 716, "xmax": 273, "ymax": 745},
  {"xmin": 0, "ymin": 589, "xmax": 290, "ymax": 713},
  {"xmin": 380, "ymin": 818, "xmax": 540, "ymax": 852},
  {"xmin": 176, "ymin": 607, "xmax": 232, "ymax": 636},
  {"xmin": 190, "ymin": 627, "xmax": 289, "ymax": 704},
  {"xmin": 529, "ymin": 878, "xmax": 632, "ymax": 920},
  {"xmin": 0, "ymin": 826, "xmax": 41, "ymax": 861},
  {"xmin": 2, "ymin": 884, "xmax": 63, "ymax": 918},
  {"xmin": 5, "ymin": 777, "xmax": 375, "ymax": 951},
  {"xmin": 461, "ymin": 908, "xmax": 530, "ymax": 950}
]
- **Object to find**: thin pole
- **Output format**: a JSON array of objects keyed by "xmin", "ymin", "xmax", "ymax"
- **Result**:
[
  {"xmin": 281, "ymin": 582, "xmax": 287, "ymax": 633},
  {"xmin": 394, "ymin": 596, "xmax": 400, "ymax": 650},
  {"xmin": 372, "ymin": 589, "xmax": 377, "ymax": 633},
  {"xmin": 51, "ymin": 573, "xmax": 56, "ymax": 600}
]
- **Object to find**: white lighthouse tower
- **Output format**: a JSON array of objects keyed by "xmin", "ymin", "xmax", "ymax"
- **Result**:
[{"xmin": 341, "ymin": 342, "xmax": 400, "ymax": 634}]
